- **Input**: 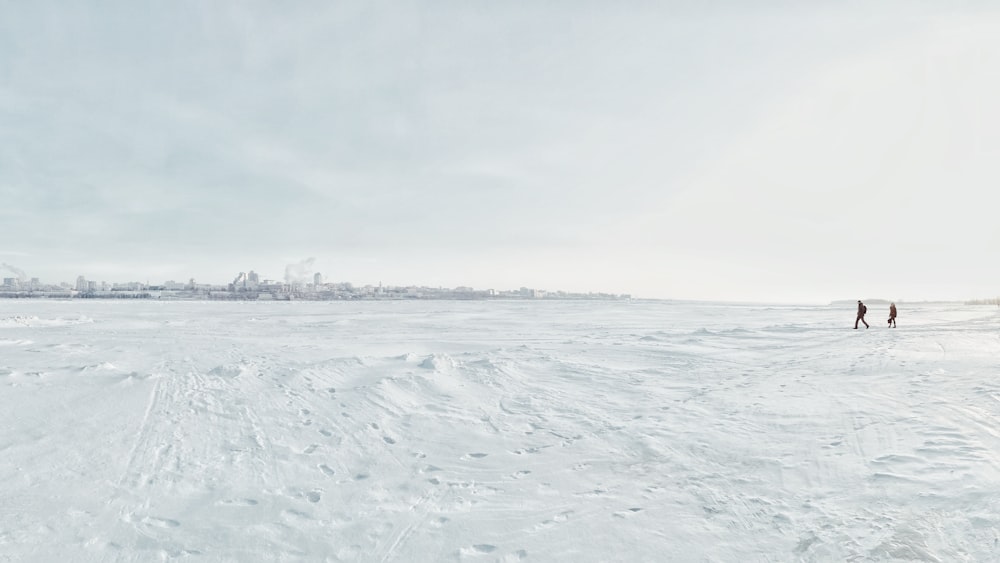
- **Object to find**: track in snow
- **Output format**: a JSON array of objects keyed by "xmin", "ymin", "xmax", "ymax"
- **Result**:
[{"xmin": 1, "ymin": 300, "xmax": 999, "ymax": 561}]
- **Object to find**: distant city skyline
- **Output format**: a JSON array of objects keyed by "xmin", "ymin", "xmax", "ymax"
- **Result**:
[
  {"xmin": 0, "ymin": 260, "xmax": 631, "ymax": 298},
  {"xmin": 2, "ymin": 259, "xmax": 996, "ymax": 304},
  {"xmin": 3, "ymin": 2, "xmax": 1000, "ymax": 303}
]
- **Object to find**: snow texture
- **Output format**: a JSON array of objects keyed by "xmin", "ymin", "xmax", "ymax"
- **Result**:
[{"xmin": 1, "ymin": 300, "xmax": 999, "ymax": 562}]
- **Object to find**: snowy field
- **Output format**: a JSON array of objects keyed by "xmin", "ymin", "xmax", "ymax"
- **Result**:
[{"xmin": 1, "ymin": 299, "xmax": 999, "ymax": 562}]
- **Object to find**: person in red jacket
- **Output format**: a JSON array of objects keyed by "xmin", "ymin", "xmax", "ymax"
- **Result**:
[
  {"xmin": 855, "ymin": 300, "xmax": 869, "ymax": 329},
  {"xmin": 888, "ymin": 303, "xmax": 897, "ymax": 328}
]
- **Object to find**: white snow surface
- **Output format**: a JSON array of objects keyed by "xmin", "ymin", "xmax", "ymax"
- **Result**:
[{"xmin": 1, "ymin": 299, "xmax": 999, "ymax": 562}]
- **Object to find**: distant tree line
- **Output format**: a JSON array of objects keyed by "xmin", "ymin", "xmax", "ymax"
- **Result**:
[{"xmin": 964, "ymin": 297, "xmax": 1000, "ymax": 306}]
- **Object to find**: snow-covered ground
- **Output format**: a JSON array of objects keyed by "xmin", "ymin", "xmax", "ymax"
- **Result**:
[{"xmin": 1, "ymin": 299, "xmax": 999, "ymax": 562}]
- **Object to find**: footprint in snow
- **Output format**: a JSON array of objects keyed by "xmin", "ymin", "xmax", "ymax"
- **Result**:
[
  {"xmin": 142, "ymin": 516, "xmax": 180, "ymax": 528},
  {"xmin": 281, "ymin": 509, "xmax": 311, "ymax": 522},
  {"xmin": 459, "ymin": 544, "xmax": 497, "ymax": 555},
  {"xmin": 217, "ymin": 498, "xmax": 259, "ymax": 507}
]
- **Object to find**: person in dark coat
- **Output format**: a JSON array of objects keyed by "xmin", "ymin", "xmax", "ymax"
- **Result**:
[
  {"xmin": 855, "ymin": 300, "xmax": 869, "ymax": 329},
  {"xmin": 888, "ymin": 303, "xmax": 897, "ymax": 328}
]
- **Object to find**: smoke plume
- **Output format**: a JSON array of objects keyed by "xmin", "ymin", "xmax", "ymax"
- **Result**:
[
  {"xmin": 1, "ymin": 263, "xmax": 28, "ymax": 281},
  {"xmin": 284, "ymin": 257, "xmax": 316, "ymax": 284}
]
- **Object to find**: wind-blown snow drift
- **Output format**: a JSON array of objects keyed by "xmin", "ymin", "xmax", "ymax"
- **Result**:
[{"xmin": 1, "ymin": 300, "xmax": 998, "ymax": 561}]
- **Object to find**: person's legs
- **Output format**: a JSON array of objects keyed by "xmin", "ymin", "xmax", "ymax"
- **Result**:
[
  {"xmin": 863, "ymin": 317, "xmax": 869, "ymax": 328},
  {"xmin": 855, "ymin": 316, "xmax": 860, "ymax": 329}
]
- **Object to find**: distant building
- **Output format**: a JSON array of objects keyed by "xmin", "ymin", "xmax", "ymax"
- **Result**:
[
  {"xmin": 76, "ymin": 276, "xmax": 87, "ymax": 292},
  {"xmin": 314, "ymin": 272, "xmax": 323, "ymax": 287},
  {"xmin": 229, "ymin": 271, "xmax": 261, "ymax": 292}
]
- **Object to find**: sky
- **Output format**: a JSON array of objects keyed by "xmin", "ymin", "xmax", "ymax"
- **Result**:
[{"xmin": 1, "ymin": 1, "xmax": 999, "ymax": 303}]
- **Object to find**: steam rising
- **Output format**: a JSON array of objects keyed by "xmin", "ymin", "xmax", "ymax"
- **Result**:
[
  {"xmin": 1, "ymin": 263, "xmax": 28, "ymax": 281},
  {"xmin": 284, "ymin": 258, "xmax": 316, "ymax": 284}
]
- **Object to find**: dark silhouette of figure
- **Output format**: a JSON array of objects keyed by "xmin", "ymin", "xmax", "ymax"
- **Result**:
[
  {"xmin": 855, "ymin": 300, "xmax": 869, "ymax": 329},
  {"xmin": 888, "ymin": 303, "xmax": 897, "ymax": 328}
]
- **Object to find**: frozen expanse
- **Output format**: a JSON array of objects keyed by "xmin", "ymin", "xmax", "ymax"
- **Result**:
[{"xmin": 2, "ymin": 299, "xmax": 1000, "ymax": 562}]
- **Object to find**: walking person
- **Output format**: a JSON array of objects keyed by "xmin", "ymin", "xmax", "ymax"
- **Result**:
[
  {"xmin": 855, "ymin": 300, "xmax": 869, "ymax": 329},
  {"xmin": 888, "ymin": 303, "xmax": 897, "ymax": 328}
]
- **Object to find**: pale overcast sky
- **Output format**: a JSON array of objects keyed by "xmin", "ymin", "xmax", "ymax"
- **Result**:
[{"xmin": 1, "ymin": 1, "xmax": 998, "ymax": 302}]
